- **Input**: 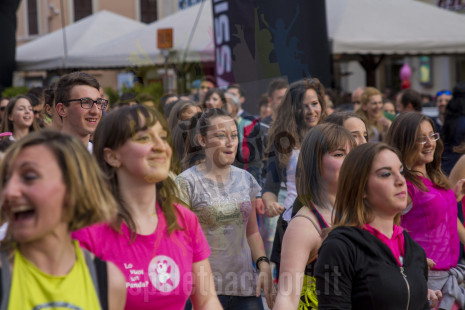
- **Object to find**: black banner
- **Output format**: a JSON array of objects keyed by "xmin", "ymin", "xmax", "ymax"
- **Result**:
[
  {"xmin": 0, "ymin": 0, "xmax": 21, "ymax": 92},
  {"xmin": 211, "ymin": 0, "xmax": 331, "ymax": 113}
]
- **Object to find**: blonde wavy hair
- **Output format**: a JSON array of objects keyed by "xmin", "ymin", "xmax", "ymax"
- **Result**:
[{"xmin": 0, "ymin": 130, "xmax": 117, "ymax": 247}]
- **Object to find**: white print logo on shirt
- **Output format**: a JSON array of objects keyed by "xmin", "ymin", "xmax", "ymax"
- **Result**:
[{"xmin": 148, "ymin": 255, "xmax": 180, "ymax": 292}]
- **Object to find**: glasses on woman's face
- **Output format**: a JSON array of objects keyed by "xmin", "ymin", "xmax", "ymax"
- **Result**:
[{"xmin": 417, "ymin": 132, "xmax": 440, "ymax": 144}]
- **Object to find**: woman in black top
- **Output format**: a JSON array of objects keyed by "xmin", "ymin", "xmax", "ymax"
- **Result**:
[{"xmin": 315, "ymin": 142, "xmax": 440, "ymax": 309}]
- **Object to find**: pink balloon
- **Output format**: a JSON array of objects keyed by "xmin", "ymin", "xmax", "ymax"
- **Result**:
[{"xmin": 400, "ymin": 63, "xmax": 412, "ymax": 81}]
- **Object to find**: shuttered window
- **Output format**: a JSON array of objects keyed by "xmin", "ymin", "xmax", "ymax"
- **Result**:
[
  {"xmin": 27, "ymin": 0, "xmax": 38, "ymax": 35},
  {"xmin": 140, "ymin": 0, "xmax": 158, "ymax": 23},
  {"xmin": 74, "ymin": 0, "xmax": 92, "ymax": 21}
]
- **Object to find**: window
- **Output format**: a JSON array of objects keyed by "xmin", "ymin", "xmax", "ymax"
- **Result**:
[
  {"xmin": 74, "ymin": 0, "xmax": 92, "ymax": 21},
  {"xmin": 140, "ymin": 0, "xmax": 158, "ymax": 23},
  {"xmin": 27, "ymin": 0, "xmax": 38, "ymax": 36}
]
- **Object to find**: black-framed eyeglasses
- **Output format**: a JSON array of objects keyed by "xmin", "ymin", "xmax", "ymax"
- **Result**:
[
  {"xmin": 417, "ymin": 133, "xmax": 440, "ymax": 144},
  {"xmin": 65, "ymin": 98, "xmax": 108, "ymax": 110}
]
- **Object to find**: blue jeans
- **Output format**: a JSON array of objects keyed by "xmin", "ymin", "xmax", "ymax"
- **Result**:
[{"xmin": 218, "ymin": 295, "xmax": 264, "ymax": 310}]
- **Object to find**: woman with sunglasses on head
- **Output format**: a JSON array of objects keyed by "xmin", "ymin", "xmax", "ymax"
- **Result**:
[
  {"xmin": 431, "ymin": 90, "xmax": 452, "ymax": 133},
  {"xmin": 314, "ymin": 142, "xmax": 439, "ymax": 309},
  {"xmin": 176, "ymin": 108, "xmax": 273, "ymax": 309},
  {"xmin": 73, "ymin": 105, "xmax": 221, "ymax": 310},
  {"xmin": 0, "ymin": 130, "xmax": 126, "ymax": 309},
  {"xmin": 273, "ymin": 123, "xmax": 355, "ymax": 310},
  {"xmin": 387, "ymin": 112, "xmax": 465, "ymax": 309},
  {"xmin": 441, "ymin": 82, "xmax": 465, "ymax": 175},
  {"xmin": 0, "ymin": 95, "xmax": 38, "ymax": 141}
]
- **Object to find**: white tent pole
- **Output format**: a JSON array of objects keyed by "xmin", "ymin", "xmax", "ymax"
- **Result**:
[
  {"xmin": 59, "ymin": 0, "xmax": 68, "ymax": 68},
  {"xmin": 182, "ymin": 0, "xmax": 205, "ymax": 64}
]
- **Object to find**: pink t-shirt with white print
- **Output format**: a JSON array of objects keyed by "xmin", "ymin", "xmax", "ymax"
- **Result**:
[{"xmin": 72, "ymin": 203, "xmax": 210, "ymax": 310}]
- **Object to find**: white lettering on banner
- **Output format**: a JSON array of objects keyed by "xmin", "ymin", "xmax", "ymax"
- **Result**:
[{"xmin": 213, "ymin": 0, "xmax": 232, "ymax": 81}]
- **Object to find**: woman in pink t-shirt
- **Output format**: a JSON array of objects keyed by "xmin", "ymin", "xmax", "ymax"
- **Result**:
[
  {"xmin": 387, "ymin": 112, "xmax": 465, "ymax": 309},
  {"xmin": 73, "ymin": 105, "xmax": 221, "ymax": 310}
]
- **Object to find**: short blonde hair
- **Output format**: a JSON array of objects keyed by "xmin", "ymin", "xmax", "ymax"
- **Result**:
[{"xmin": 0, "ymin": 130, "xmax": 116, "ymax": 245}]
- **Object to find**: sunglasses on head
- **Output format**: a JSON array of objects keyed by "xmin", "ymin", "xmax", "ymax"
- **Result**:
[{"xmin": 436, "ymin": 90, "xmax": 452, "ymax": 97}]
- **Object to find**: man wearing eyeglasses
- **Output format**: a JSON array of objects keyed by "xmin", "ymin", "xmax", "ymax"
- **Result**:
[{"xmin": 55, "ymin": 72, "xmax": 106, "ymax": 152}]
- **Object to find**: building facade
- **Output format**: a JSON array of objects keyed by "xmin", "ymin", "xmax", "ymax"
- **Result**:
[{"xmin": 15, "ymin": 0, "xmax": 180, "ymax": 89}]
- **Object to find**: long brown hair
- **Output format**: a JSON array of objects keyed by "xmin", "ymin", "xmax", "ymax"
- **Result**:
[
  {"xmin": 0, "ymin": 95, "xmax": 39, "ymax": 135},
  {"xmin": 93, "ymin": 105, "xmax": 182, "ymax": 237},
  {"xmin": 333, "ymin": 142, "xmax": 403, "ymax": 228},
  {"xmin": 385, "ymin": 111, "xmax": 449, "ymax": 190},
  {"xmin": 296, "ymin": 123, "xmax": 355, "ymax": 211},
  {"xmin": 266, "ymin": 78, "xmax": 327, "ymax": 168}
]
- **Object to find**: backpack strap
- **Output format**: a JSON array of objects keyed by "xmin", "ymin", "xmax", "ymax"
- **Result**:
[
  {"xmin": 0, "ymin": 251, "xmax": 11, "ymax": 310},
  {"xmin": 83, "ymin": 250, "xmax": 108, "ymax": 310},
  {"xmin": 94, "ymin": 257, "xmax": 108, "ymax": 310},
  {"xmin": 291, "ymin": 214, "xmax": 323, "ymax": 237}
]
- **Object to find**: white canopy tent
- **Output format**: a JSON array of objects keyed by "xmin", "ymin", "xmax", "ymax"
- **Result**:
[
  {"xmin": 60, "ymin": 0, "xmax": 465, "ymax": 68},
  {"xmin": 68, "ymin": 1, "xmax": 214, "ymax": 68},
  {"xmin": 15, "ymin": 10, "xmax": 146, "ymax": 71},
  {"xmin": 16, "ymin": 0, "xmax": 465, "ymax": 71},
  {"xmin": 327, "ymin": 0, "xmax": 465, "ymax": 55}
]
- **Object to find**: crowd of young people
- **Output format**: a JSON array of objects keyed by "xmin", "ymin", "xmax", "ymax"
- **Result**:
[{"xmin": 0, "ymin": 72, "xmax": 464, "ymax": 310}]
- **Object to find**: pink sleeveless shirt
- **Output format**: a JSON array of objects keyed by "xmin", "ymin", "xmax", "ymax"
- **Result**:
[{"xmin": 402, "ymin": 176, "xmax": 458, "ymax": 270}]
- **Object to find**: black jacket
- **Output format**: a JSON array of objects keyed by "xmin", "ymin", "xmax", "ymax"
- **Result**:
[{"xmin": 315, "ymin": 226, "xmax": 429, "ymax": 310}]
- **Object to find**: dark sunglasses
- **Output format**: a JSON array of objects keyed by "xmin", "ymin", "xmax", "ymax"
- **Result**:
[{"xmin": 436, "ymin": 90, "xmax": 452, "ymax": 97}]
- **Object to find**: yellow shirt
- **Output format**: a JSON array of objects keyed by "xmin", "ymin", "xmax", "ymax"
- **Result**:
[{"xmin": 7, "ymin": 241, "xmax": 101, "ymax": 310}]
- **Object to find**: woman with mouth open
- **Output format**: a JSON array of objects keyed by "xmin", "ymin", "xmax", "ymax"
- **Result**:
[
  {"xmin": 0, "ymin": 95, "xmax": 39, "ymax": 141},
  {"xmin": 73, "ymin": 105, "xmax": 221, "ymax": 310},
  {"xmin": 0, "ymin": 130, "xmax": 126, "ymax": 309},
  {"xmin": 387, "ymin": 112, "xmax": 465, "ymax": 309},
  {"xmin": 176, "ymin": 108, "xmax": 274, "ymax": 309}
]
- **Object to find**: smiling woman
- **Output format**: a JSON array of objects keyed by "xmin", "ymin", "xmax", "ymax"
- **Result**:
[
  {"xmin": 387, "ymin": 112, "xmax": 465, "ymax": 308},
  {"xmin": 0, "ymin": 130, "xmax": 126, "ymax": 310},
  {"xmin": 72, "ymin": 105, "xmax": 221, "ymax": 310},
  {"xmin": 356, "ymin": 87, "xmax": 391, "ymax": 142},
  {"xmin": 0, "ymin": 95, "xmax": 39, "ymax": 141},
  {"xmin": 176, "ymin": 108, "xmax": 274, "ymax": 309}
]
